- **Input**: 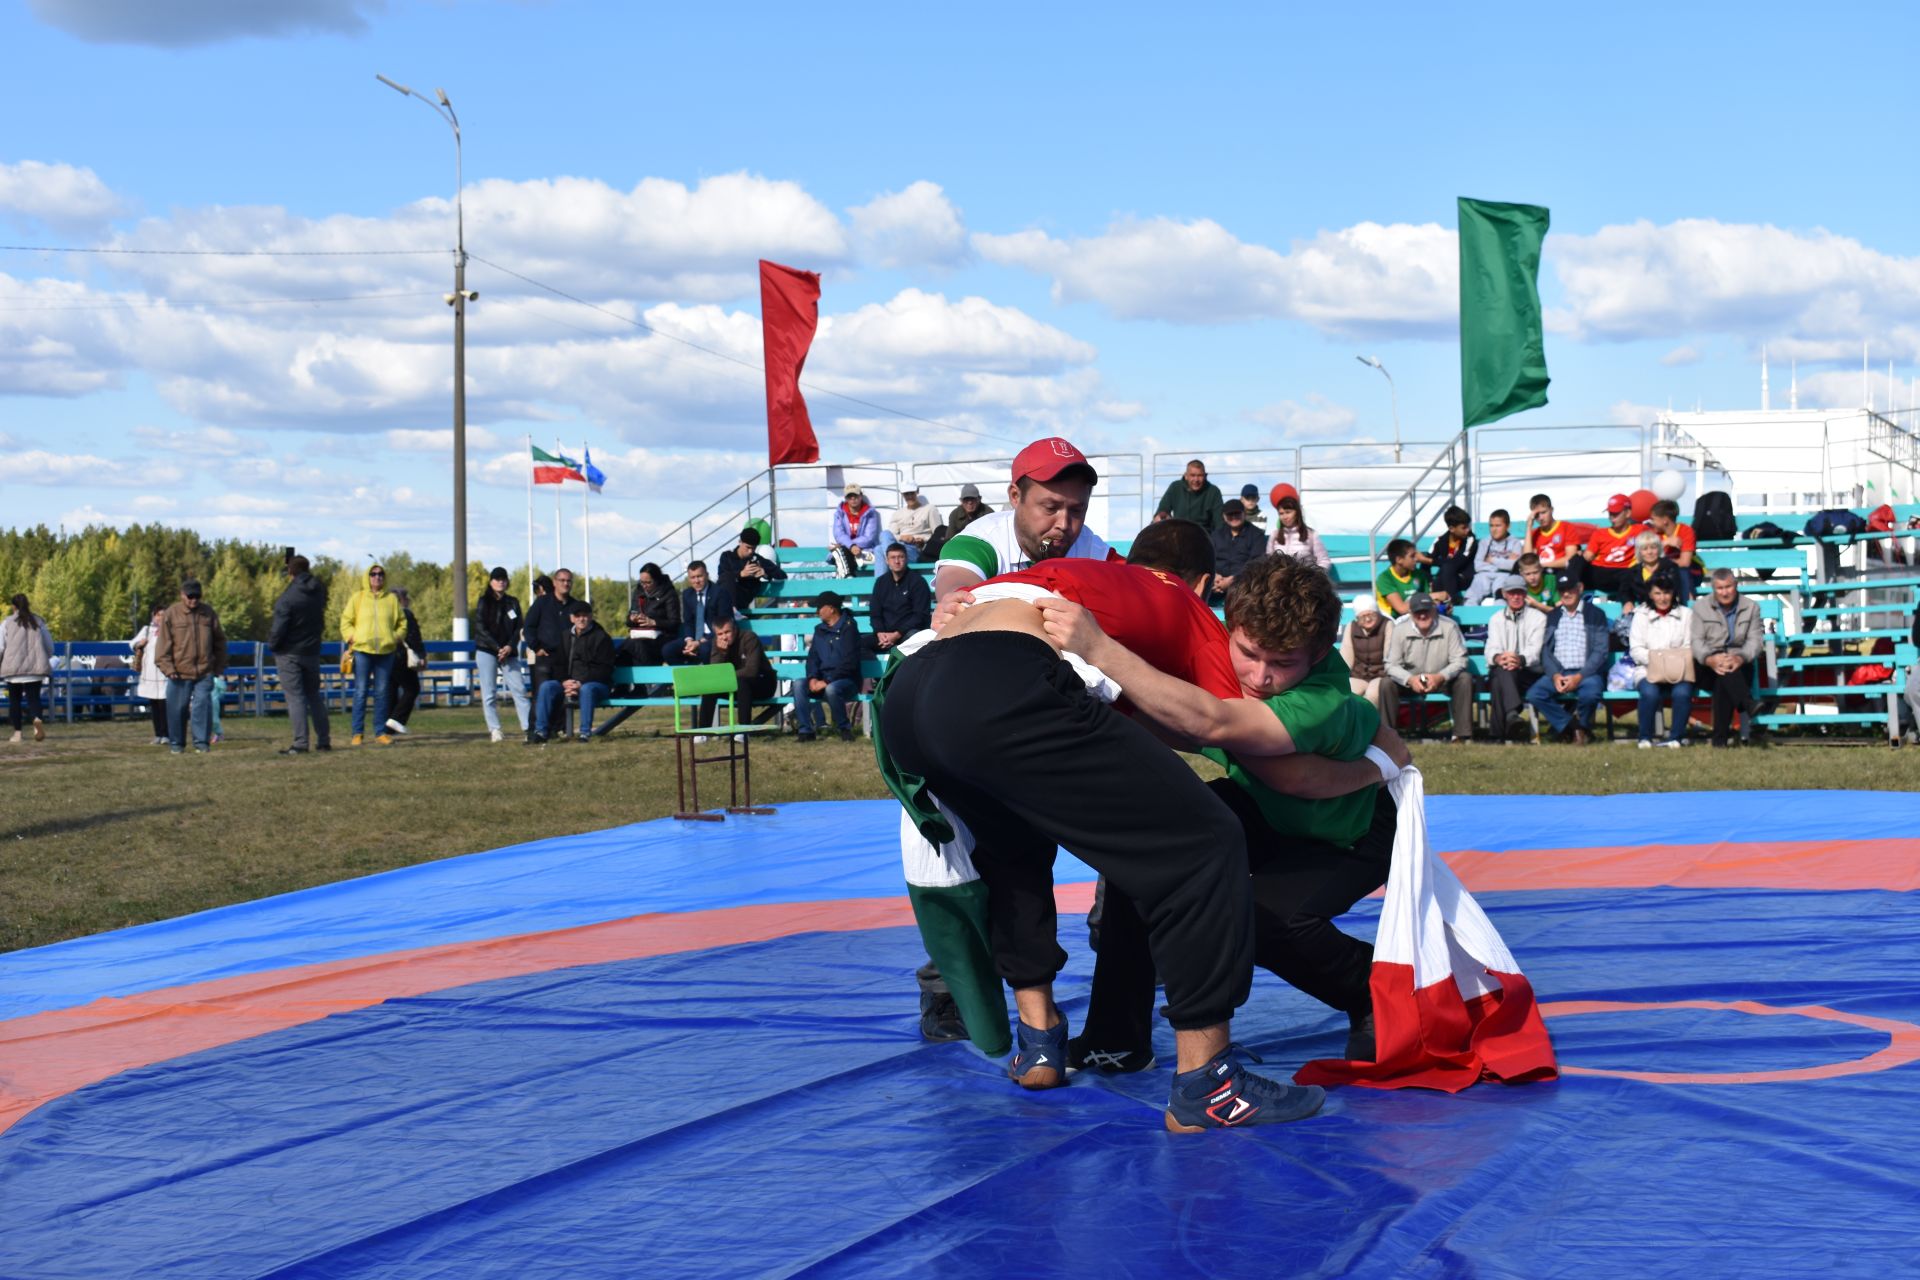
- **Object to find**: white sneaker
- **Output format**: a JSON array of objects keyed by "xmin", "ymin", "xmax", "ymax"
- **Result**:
[
  {"xmin": 6, "ymin": 731, "xmax": 18, "ymax": 744},
  {"xmin": 151, "ymin": 735, "xmax": 167, "ymax": 746},
  {"xmin": 490, "ymin": 728, "xmax": 504, "ymax": 743},
  {"xmin": 1636, "ymin": 739, "xmax": 1652, "ymax": 750},
  {"xmin": 692, "ymin": 734, "xmax": 710, "ymax": 744},
  {"xmin": 1661, "ymin": 739, "xmax": 1684, "ymax": 749},
  {"xmin": 385, "ymin": 719, "xmax": 408, "ymax": 735}
]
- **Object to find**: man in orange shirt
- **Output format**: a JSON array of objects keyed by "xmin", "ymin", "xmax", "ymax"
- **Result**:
[{"xmin": 1574, "ymin": 494, "xmax": 1647, "ymax": 600}]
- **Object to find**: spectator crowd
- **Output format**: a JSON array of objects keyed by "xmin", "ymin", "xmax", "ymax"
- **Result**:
[{"xmin": 9, "ymin": 453, "xmax": 1913, "ymax": 756}]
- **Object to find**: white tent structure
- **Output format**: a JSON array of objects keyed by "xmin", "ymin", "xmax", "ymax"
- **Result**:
[{"xmin": 1656, "ymin": 407, "xmax": 1920, "ymax": 513}]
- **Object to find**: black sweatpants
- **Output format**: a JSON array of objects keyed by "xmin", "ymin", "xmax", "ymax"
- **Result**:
[
  {"xmin": 389, "ymin": 660, "xmax": 420, "ymax": 726},
  {"xmin": 881, "ymin": 631, "xmax": 1253, "ymax": 1031},
  {"xmin": 1080, "ymin": 779, "xmax": 1395, "ymax": 1050},
  {"xmin": 1698, "ymin": 662, "xmax": 1756, "ymax": 743}
]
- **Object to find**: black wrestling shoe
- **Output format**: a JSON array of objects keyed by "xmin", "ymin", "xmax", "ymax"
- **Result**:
[
  {"xmin": 1345, "ymin": 1011, "xmax": 1377, "ymax": 1062},
  {"xmin": 1066, "ymin": 1036, "xmax": 1156, "ymax": 1076},
  {"xmin": 918, "ymin": 991, "xmax": 968, "ymax": 1043}
]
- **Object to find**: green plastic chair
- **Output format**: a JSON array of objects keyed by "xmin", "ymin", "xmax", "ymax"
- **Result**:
[{"xmin": 669, "ymin": 663, "xmax": 780, "ymax": 820}]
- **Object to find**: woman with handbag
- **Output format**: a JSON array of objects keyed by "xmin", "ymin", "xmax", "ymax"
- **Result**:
[{"xmin": 1629, "ymin": 575, "xmax": 1695, "ymax": 748}]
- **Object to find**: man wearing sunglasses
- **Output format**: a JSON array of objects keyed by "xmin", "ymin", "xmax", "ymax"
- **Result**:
[{"xmin": 339, "ymin": 564, "xmax": 405, "ymax": 746}]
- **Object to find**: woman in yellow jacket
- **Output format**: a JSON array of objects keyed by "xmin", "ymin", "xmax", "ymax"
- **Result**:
[{"xmin": 340, "ymin": 564, "xmax": 405, "ymax": 745}]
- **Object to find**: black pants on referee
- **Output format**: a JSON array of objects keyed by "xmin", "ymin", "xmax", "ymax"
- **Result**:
[
  {"xmin": 1080, "ymin": 780, "xmax": 1395, "ymax": 1051},
  {"xmin": 881, "ymin": 631, "xmax": 1253, "ymax": 1031}
]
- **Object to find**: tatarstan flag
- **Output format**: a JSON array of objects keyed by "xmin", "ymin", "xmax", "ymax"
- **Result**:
[
  {"xmin": 531, "ymin": 444, "xmax": 584, "ymax": 485},
  {"xmin": 1295, "ymin": 767, "xmax": 1558, "ymax": 1092}
]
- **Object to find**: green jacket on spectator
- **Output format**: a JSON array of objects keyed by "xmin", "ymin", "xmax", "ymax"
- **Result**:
[{"xmin": 1156, "ymin": 478, "xmax": 1224, "ymax": 532}]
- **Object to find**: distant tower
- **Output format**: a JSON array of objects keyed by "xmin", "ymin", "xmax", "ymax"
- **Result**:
[{"xmin": 1761, "ymin": 344, "xmax": 1770, "ymax": 411}]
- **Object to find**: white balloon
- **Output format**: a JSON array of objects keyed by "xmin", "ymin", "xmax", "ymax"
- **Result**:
[{"xmin": 1651, "ymin": 469, "xmax": 1686, "ymax": 501}]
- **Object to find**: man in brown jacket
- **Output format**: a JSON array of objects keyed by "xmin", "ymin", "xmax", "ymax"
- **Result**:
[{"xmin": 156, "ymin": 579, "xmax": 226, "ymax": 754}]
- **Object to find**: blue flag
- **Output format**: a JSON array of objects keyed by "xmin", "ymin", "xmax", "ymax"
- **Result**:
[{"xmin": 583, "ymin": 447, "xmax": 606, "ymax": 494}]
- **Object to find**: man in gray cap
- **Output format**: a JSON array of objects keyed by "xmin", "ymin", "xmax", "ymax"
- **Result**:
[
  {"xmin": 1484, "ymin": 574, "xmax": 1546, "ymax": 741},
  {"xmin": 947, "ymin": 482, "xmax": 993, "ymax": 536},
  {"xmin": 1383, "ymin": 592, "xmax": 1473, "ymax": 742}
]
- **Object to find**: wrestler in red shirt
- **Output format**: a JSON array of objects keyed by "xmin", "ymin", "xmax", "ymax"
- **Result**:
[{"xmin": 984, "ymin": 557, "xmax": 1243, "ymax": 704}]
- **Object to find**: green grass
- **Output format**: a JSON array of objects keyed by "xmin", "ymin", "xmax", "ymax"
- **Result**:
[{"xmin": 3, "ymin": 707, "xmax": 1912, "ymax": 953}]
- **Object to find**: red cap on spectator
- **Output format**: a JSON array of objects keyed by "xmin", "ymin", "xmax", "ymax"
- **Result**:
[
  {"xmin": 1271, "ymin": 482, "xmax": 1300, "ymax": 507},
  {"xmin": 1606, "ymin": 493, "xmax": 1632, "ymax": 514},
  {"xmin": 1011, "ymin": 437, "xmax": 1098, "ymax": 486}
]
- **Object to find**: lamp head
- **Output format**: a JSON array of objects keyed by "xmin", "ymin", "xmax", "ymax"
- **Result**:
[
  {"xmin": 435, "ymin": 88, "xmax": 450, "ymax": 106},
  {"xmin": 1357, "ymin": 355, "xmax": 1383, "ymax": 370},
  {"xmin": 376, "ymin": 73, "xmax": 411, "ymax": 96}
]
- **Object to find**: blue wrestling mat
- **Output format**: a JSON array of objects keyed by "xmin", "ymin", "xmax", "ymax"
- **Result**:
[{"xmin": 3, "ymin": 792, "xmax": 1917, "ymax": 1278}]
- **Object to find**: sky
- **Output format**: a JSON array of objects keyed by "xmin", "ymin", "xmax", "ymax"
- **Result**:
[{"xmin": 4, "ymin": 0, "xmax": 1920, "ymax": 570}]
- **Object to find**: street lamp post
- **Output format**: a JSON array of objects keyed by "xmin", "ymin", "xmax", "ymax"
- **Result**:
[
  {"xmin": 377, "ymin": 73, "xmax": 476, "ymax": 654},
  {"xmin": 1356, "ymin": 354, "xmax": 1401, "ymax": 463}
]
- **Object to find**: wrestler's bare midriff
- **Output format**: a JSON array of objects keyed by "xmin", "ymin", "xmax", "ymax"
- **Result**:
[{"xmin": 933, "ymin": 597, "xmax": 1057, "ymax": 649}]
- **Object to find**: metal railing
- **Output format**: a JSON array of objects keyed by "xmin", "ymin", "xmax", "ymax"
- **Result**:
[{"xmin": 1367, "ymin": 432, "xmax": 1471, "ymax": 570}]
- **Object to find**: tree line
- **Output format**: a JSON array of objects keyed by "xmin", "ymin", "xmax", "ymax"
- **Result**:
[{"xmin": 0, "ymin": 525, "xmax": 630, "ymax": 643}]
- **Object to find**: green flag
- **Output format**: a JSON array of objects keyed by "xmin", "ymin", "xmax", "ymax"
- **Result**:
[{"xmin": 1459, "ymin": 196, "xmax": 1550, "ymax": 428}]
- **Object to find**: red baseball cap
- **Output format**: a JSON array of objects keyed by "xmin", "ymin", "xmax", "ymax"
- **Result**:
[
  {"xmin": 1606, "ymin": 493, "xmax": 1632, "ymax": 515},
  {"xmin": 1011, "ymin": 437, "xmax": 1098, "ymax": 486}
]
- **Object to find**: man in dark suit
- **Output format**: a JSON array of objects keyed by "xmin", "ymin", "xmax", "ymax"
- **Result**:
[{"xmin": 667, "ymin": 559, "xmax": 735, "ymax": 666}]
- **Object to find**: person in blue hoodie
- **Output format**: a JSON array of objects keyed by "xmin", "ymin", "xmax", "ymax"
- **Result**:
[
  {"xmin": 795, "ymin": 590, "xmax": 863, "ymax": 742},
  {"xmin": 1525, "ymin": 581, "xmax": 1611, "ymax": 744}
]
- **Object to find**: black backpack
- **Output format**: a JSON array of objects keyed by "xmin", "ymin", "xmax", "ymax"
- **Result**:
[
  {"xmin": 1742, "ymin": 521, "xmax": 1795, "ymax": 579},
  {"xmin": 1804, "ymin": 509, "xmax": 1868, "ymax": 539},
  {"xmin": 1692, "ymin": 491, "xmax": 1737, "ymax": 542}
]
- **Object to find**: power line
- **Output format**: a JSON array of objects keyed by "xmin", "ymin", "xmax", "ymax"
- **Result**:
[
  {"xmin": 0, "ymin": 290, "xmax": 441, "ymax": 313},
  {"xmin": 466, "ymin": 253, "xmax": 1021, "ymax": 447},
  {"xmin": 0, "ymin": 244, "xmax": 448, "ymax": 257}
]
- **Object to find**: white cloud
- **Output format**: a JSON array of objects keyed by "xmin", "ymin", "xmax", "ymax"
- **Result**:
[
  {"xmin": 1660, "ymin": 345, "xmax": 1701, "ymax": 367},
  {"xmin": 975, "ymin": 217, "xmax": 1455, "ymax": 334},
  {"xmin": 1795, "ymin": 368, "xmax": 1919, "ymax": 412},
  {"xmin": 848, "ymin": 182, "xmax": 967, "ymax": 269},
  {"xmin": 1609, "ymin": 399, "xmax": 1665, "ymax": 426},
  {"xmin": 0, "ymin": 161, "xmax": 129, "ymax": 232},
  {"xmin": 820, "ymin": 288, "xmax": 1095, "ymax": 375},
  {"xmin": 1, "ymin": 448, "xmax": 184, "ymax": 487},
  {"xmin": 1243, "ymin": 393, "xmax": 1359, "ymax": 437},
  {"xmin": 386, "ymin": 426, "xmax": 502, "ymax": 453},
  {"xmin": 1553, "ymin": 219, "xmax": 1920, "ymax": 347},
  {"xmin": 130, "ymin": 425, "xmax": 247, "ymax": 457},
  {"xmin": 81, "ymin": 171, "xmax": 846, "ymax": 310},
  {"xmin": 27, "ymin": 0, "xmax": 383, "ymax": 46}
]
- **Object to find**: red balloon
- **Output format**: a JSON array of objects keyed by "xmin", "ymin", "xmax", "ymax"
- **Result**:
[
  {"xmin": 1628, "ymin": 489, "xmax": 1656, "ymax": 522},
  {"xmin": 1270, "ymin": 482, "xmax": 1300, "ymax": 507},
  {"xmin": 778, "ymin": 537, "xmax": 798, "ymax": 547}
]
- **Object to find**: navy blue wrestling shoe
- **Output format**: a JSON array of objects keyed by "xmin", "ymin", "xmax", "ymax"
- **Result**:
[
  {"xmin": 1066, "ymin": 1035, "xmax": 1156, "ymax": 1075},
  {"xmin": 1164, "ymin": 1045, "xmax": 1325, "ymax": 1133},
  {"xmin": 1008, "ymin": 1017, "xmax": 1069, "ymax": 1090}
]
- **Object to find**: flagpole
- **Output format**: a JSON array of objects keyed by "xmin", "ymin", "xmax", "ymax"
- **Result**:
[
  {"xmin": 525, "ymin": 433, "xmax": 535, "ymax": 595},
  {"xmin": 554, "ymin": 437, "xmax": 564, "ymax": 572},
  {"xmin": 767, "ymin": 464, "xmax": 779, "ymax": 547},
  {"xmin": 582, "ymin": 440, "xmax": 592, "ymax": 605}
]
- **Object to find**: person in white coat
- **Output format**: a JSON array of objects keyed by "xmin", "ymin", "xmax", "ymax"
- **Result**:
[
  {"xmin": 1, "ymin": 594, "xmax": 55, "ymax": 744},
  {"xmin": 130, "ymin": 607, "xmax": 170, "ymax": 744},
  {"xmin": 1628, "ymin": 576, "xmax": 1695, "ymax": 747}
]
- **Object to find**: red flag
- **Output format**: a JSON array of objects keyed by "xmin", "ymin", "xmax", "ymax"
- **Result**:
[
  {"xmin": 1295, "ymin": 769, "xmax": 1558, "ymax": 1093},
  {"xmin": 760, "ymin": 259, "xmax": 821, "ymax": 466}
]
